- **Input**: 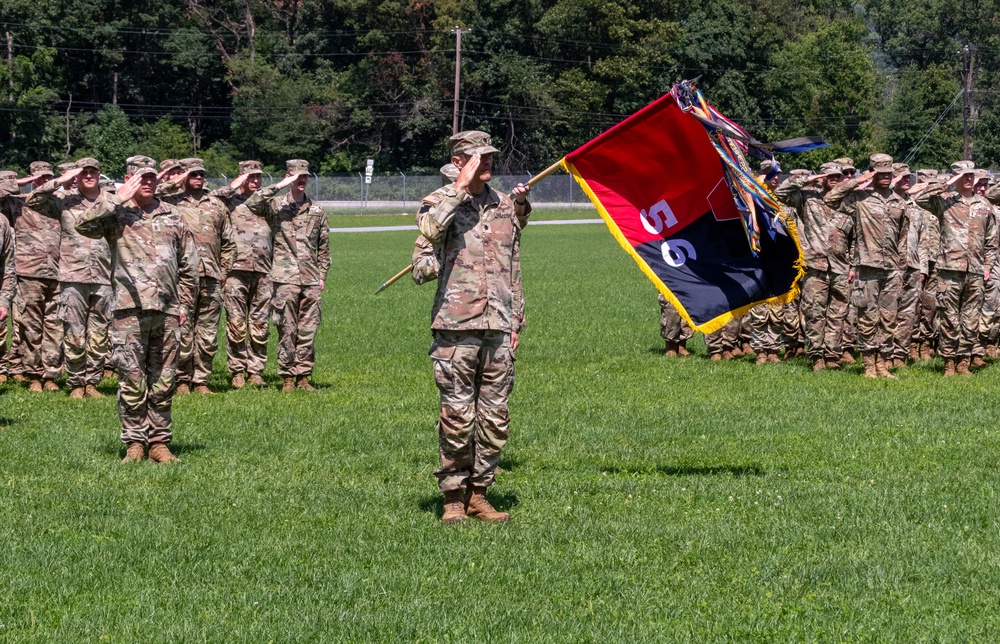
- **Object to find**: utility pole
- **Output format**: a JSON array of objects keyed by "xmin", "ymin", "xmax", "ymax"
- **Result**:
[
  {"xmin": 451, "ymin": 26, "xmax": 470, "ymax": 135},
  {"xmin": 962, "ymin": 44, "xmax": 976, "ymax": 161}
]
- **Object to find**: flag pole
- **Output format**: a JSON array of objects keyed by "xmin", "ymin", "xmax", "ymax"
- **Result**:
[{"xmin": 374, "ymin": 159, "xmax": 565, "ymax": 294}]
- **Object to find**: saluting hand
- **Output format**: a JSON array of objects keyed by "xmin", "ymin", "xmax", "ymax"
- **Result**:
[
  {"xmin": 271, "ymin": 174, "xmax": 300, "ymax": 191},
  {"xmin": 230, "ymin": 173, "xmax": 252, "ymax": 189},
  {"xmin": 116, "ymin": 173, "xmax": 144, "ymax": 203},
  {"xmin": 454, "ymin": 153, "xmax": 481, "ymax": 193},
  {"xmin": 57, "ymin": 167, "xmax": 83, "ymax": 187}
]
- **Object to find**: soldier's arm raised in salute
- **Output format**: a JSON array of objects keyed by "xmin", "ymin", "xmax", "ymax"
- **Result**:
[
  {"xmin": 417, "ymin": 153, "xmax": 484, "ymax": 242},
  {"xmin": 245, "ymin": 174, "xmax": 298, "ymax": 218},
  {"xmin": 25, "ymin": 167, "xmax": 81, "ymax": 218}
]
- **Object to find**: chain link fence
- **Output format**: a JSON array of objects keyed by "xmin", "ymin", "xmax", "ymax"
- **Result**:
[{"xmin": 206, "ymin": 173, "xmax": 585, "ymax": 207}]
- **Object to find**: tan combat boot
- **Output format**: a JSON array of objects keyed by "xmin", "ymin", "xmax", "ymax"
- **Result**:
[
  {"xmin": 176, "ymin": 383, "xmax": 191, "ymax": 395},
  {"xmin": 876, "ymin": 355, "xmax": 898, "ymax": 380},
  {"xmin": 957, "ymin": 357, "xmax": 973, "ymax": 375},
  {"xmin": 248, "ymin": 374, "xmax": 266, "ymax": 386},
  {"xmin": 281, "ymin": 377, "xmax": 296, "ymax": 393},
  {"xmin": 42, "ymin": 379, "xmax": 60, "ymax": 392},
  {"xmin": 193, "ymin": 384, "xmax": 215, "ymax": 395},
  {"xmin": 677, "ymin": 343, "xmax": 691, "ymax": 356},
  {"xmin": 730, "ymin": 346, "xmax": 743, "ymax": 358},
  {"xmin": 710, "ymin": 353, "xmax": 722, "ymax": 362},
  {"xmin": 103, "ymin": 368, "xmax": 115, "ymax": 380},
  {"xmin": 296, "ymin": 376, "xmax": 315, "ymax": 391},
  {"xmin": 28, "ymin": 378, "xmax": 43, "ymax": 393},
  {"xmin": 720, "ymin": 350, "xmax": 733, "ymax": 360},
  {"xmin": 465, "ymin": 486, "xmax": 510, "ymax": 523},
  {"xmin": 755, "ymin": 352, "xmax": 768, "ymax": 365},
  {"xmin": 231, "ymin": 373, "xmax": 246, "ymax": 389},
  {"xmin": 841, "ymin": 350, "xmax": 856, "ymax": 365},
  {"xmin": 741, "ymin": 341, "xmax": 753, "ymax": 356},
  {"xmin": 441, "ymin": 490, "xmax": 467, "ymax": 524},
  {"xmin": 121, "ymin": 442, "xmax": 145, "ymax": 463},
  {"xmin": 862, "ymin": 353, "xmax": 877, "ymax": 378},
  {"xmin": 148, "ymin": 443, "xmax": 180, "ymax": 463},
  {"xmin": 663, "ymin": 341, "xmax": 678, "ymax": 357},
  {"xmin": 919, "ymin": 343, "xmax": 934, "ymax": 361},
  {"xmin": 13, "ymin": 374, "xmax": 26, "ymax": 383},
  {"xmin": 943, "ymin": 358, "xmax": 957, "ymax": 377},
  {"xmin": 69, "ymin": 387, "xmax": 85, "ymax": 400},
  {"xmin": 86, "ymin": 385, "xmax": 105, "ymax": 399},
  {"xmin": 812, "ymin": 358, "xmax": 825, "ymax": 372},
  {"xmin": 989, "ymin": 344, "xmax": 999, "ymax": 360},
  {"xmin": 972, "ymin": 356, "xmax": 986, "ymax": 369},
  {"xmin": 908, "ymin": 344, "xmax": 920, "ymax": 361},
  {"xmin": 768, "ymin": 352, "xmax": 781, "ymax": 363},
  {"xmin": 825, "ymin": 358, "xmax": 841, "ymax": 370},
  {"xmin": 0, "ymin": 374, "xmax": 7, "ymax": 383}
]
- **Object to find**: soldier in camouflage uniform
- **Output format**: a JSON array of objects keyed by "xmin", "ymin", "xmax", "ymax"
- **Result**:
[
  {"xmin": 219, "ymin": 161, "xmax": 273, "ymax": 388},
  {"xmin": 705, "ymin": 318, "xmax": 742, "ymax": 360},
  {"xmin": 0, "ymin": 192, "xmax": 14, "ymax": 384},
  {"xmin": 1, "ymin": 161, "xmax": 65, "ymax": 392},
  {"xmin": 832, "ymin": 153, "xmax": 862, "ymax": 363},
  {"xmin": 825, "ymin": 154, "xmax": 908, "ymax": 378},
  {"xmin": 916, "ymin": 161, "xmax": 998, "ymax": 376},
  {"xmin": 77, "ymin": 155, "xmax": 198, "ymax": 463},
  {"xmin": 975, "ymin": 171, "xmax": 1000, "ymax": 359},
  {"xmin": 889, "ymin": 163, "xmax": 923, "ymax": 369},
  {"xmin": 411, "ymin": 165, "xmax": 458, "ymax": 287},
  {"xmin": 658, "ymin": 293, "xmax": 692, "ymax": 356},
  {"xmin": 417, "ymin": 130, "xmax": 530, "ymax": 524},
  {"xmin": 26, "ymin": 158, "xmax": 113, "ymax": 399},
  {"xmin": 749, "ymin": 303, "xmax": 785, "ymax": 363},
  {"xmin": 245, "ymin": 159, "xmax": 330, "ymax": 392},
  {"xmin": 775, "ymin": 162, "xmax": 845, "ymax": 370},
  {"xmin": 164, "ymin": 158, "xmax": 235, "ymax": 395},
  {"xmin": 913, "ymin": 170, "xmax": 942, "ymax": 360}
]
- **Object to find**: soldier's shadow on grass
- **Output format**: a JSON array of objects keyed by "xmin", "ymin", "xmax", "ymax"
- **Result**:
[
  {"xmin": 101, "ymin": 442, "xmax": 207, "ymax": 458},
  {"xmin": 0, "ymin": 416, "xmax": 12, "ymax": 429},
  {"xmin": 603, "ymin": 464, "xmax": 766, "ymax": 477},
  {"xmin": 418, "ymin": 490, "xmax": 520, "ymax": 517}
]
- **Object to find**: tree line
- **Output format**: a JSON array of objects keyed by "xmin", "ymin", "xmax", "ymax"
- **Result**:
[{"xmin": 1, "ymin": 0, "xmax": 998, "ymax": 177}]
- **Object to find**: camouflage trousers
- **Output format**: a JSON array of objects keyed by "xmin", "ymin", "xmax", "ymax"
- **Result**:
[
  {"xmin": 14, "ymin": 276, "xmax": 64, "ymax": 379},
  {"xmin": 178, "ymin": 277, "xmax": 222, "ymax": 386},
  {"xmin": 782, "ymin": 298, "xmax": 803, "ymax": 351},
  {"xmin": 111, "ymin": 310, "xmax": 180, "ymax": 445},
  {"xmin": 979, "ymin": 270, "xmax": 1000, "ymax": 352},
  {"xmin": 854, "ymin": 267, "xmax": 901, "ymax": 356},
  {"xmin": 936, "ymin": 270, "xmax": 984, "ymax": 359},
  {"xmin": 224, "ymin": 271, "xmax": 272, "ymax": 376},
  {"xmin": 272, "ymin": 282, "xmax": 322, "ymax": 377},
  {"xmin": 0, "ymin": 312, "xmax": 9, "ymax": 374},
  {"xmin": 799, "ymin": 269, "xmax": 834, "ymax": 358},
  {"xmin": 58, "ymin": 282, "xmax": 112, "ymax": 387},
  {"xmin": 892, "ymin": 268, "xmax": 922, "ymax": 360},
  {"xmin": 916, "ymin": 267, "xmax": 939, "ymax": 347},
  {"xmin": 430, "ymin": 329, "xmax": 515, "ymax": 492},
  {"xmin": 658, "ymin": 294, "xmax": 692, "ymax": 342},
  {"xmin": 824, "ymin": 272, "xmax": 852, "ymax": 359},
  {"xmin": 749, "ymin": 304, "xmax": 784, "ymax": 352},
  {"xmin": 704, "ymin": 317, "xmax": 742, "ymax": 355}
]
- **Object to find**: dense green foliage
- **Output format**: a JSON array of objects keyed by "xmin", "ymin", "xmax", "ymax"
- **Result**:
[
  {"xmin": 1, "ymin": 1, "xmax": 998, "ymax": 175},
  {"xmin": 5, "ymin": 217, "xmax": 1000, "ymax": 639}
]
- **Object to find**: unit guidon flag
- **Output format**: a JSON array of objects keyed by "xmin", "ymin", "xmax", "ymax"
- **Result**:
[{"xmin": 562, "ymin": 90, "xmax": 804, "ymax": 333}]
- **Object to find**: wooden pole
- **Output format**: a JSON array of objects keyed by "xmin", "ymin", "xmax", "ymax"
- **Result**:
[{"xmin": 374, "ymin": 263, "xmax": 414, "ymax": 295}]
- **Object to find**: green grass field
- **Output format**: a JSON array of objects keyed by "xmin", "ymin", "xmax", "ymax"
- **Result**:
[{"xmin": 4, "ymin": 217, "xmax": 1000, "ymax": 641}]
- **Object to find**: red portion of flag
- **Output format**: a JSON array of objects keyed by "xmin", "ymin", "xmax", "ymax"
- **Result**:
[{"xmin": 564, "ymin": 93, "xmax": 740, "ymax": 247}]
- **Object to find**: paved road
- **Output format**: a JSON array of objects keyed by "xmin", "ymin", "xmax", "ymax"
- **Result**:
[{"xmin": 329, "ymin": 218, "xmax": 603, "ymax": 233}]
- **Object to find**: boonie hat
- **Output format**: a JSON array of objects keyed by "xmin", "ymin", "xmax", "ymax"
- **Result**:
[
  {"xmin": 450, "ymin": 130, "xmax": 500, "ymax": 156},
  {"xmin": 126, "ymin": 155, "xmax": 157, "ymax": 177}
]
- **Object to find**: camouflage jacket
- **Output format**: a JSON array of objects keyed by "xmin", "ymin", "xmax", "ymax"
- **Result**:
[
  {"xmin": 411, "ymin": 235, "xmax": 440, "ymax": 285},
  {"xmin": 0, "ymin": 193, "xmax": 61, "ymax": 280},
  {"xmin": 915, "ymin": 187, "xmax": 998, "ymax": 276},
  {"xmin": 210, "ymin": 185, "xmax": 251, "ymax": 212},
  {"xmin": 826, "ymin": 210, "xmax": 855, "ymax": 275},
  {"xmin": 825, "ymin": 180, "xmax": 908, "ymax": 271},
  {"xmin": 774, "ymin": 177, "xmax": 838, "ymax": 271},
  {"xmin": 0, "ymin": 215, "xmax": 15, "ymax": 309},
  {"xmin": 904, "ymin": 201, "xmax": 939, "ymax": 275},
  {"xmin": 163, "ymin": 189, "xmax": 235, "ymax": 281},
  {"xmin": 226, "ymin": 199, "xmax": 276, "ymax": 274},
  {"xmin": 26, "ymin": 180, "xmax": 113, "ymax": 285},
  {"xmin": 897, "ymin": 198, "xmax": 922, "ymax": 272},
  {"xmin": 416, "ymin": 184, "xmax": 530, "ymax": 333},
  {"xmin": 76, "ymin": 196, "xmax": 199, "ymax": 317},
  {"xmin": 245, "ymin": 187, "xmax": 330, "ymax": 286}
]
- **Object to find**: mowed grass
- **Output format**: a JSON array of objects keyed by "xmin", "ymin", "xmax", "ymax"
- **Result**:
[
  {"xmin": 327, "ymin": 205, "xmax": 598, "ymax": 228},
  {"xmin": 4, "ymin": 222, "xmax": 1000, "ymax": 641}
]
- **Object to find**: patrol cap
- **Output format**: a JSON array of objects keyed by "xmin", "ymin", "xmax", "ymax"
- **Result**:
[
  {"xmin": 30, "ymin": 161, "xmax": 53, "ymax": 177},
  {"xmin": 450, "ymin": 130, "xmax": 499, "ymax": 156},
  {"xmin": 159, "ymin": 158, "xmax": 182, "ymax": 173},
  {"xmin": 789, "ymin": 168, "xmax": 811, "ymax": 178},
  {"xmin": 126, "ymin": 155, "xmax": 158, "ymax": 177},
  {"xmin": 869, "ymin": 153, "xmax": 894, "ymax": 173},
  {"xmin": 75, "ymin": 157, "xmax": 100, "ymax": 171},
  {"xmin": 439, "ymin": 163, "xmax": 459, "ymax": 181},
  {"xmin": 181, "ymin": 158, "xmax": 206, "ymax": 173},
  {"xmin": 286, "ymin": 159, "xmax": 310, "ymax": 177},
  {"xmin": 950, "ymin": 160, "xmax": 976, "ymax": 179},
  {"xmin": 832, "ymin": 157, "xmax": 856, "ymax": 172},
  {"xmin": 0, "ymin": 170, "xmax": 17, "ymax": 193},
  {"xmin": 56, "ymin": 162, "xmax": 76, "ymax": 175},
  {"xmin": 892, "ymin": 162, "xmax": 910, "ymax": 177},
  {"xmin": 818, "ymin": 162, "xmax": 843, "ymax": 176},
  {"xmin": 916, "ymin": 168, "xmax": 938, "ymax": 182},
  {"xmin": 239, "ymin": 160, "xmax": 263, "ymax": 175},
  {"xmin": 975, "ymin": 168, "xmax": 991, "ymax": 183},
  {"xmin": 759, "ymin": 159, "xmax": 780, "ymax": 177}
]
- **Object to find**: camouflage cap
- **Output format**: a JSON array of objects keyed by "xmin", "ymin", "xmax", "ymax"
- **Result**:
[
  {"xmin": 869, "ymin": 153, "xmax": 894, "ymax": 173},
  {"xmin": 0, "ymin": 170, "xmax": 17, "ymax": 193},
  {"xmin": 892, "ymin": 162, "xmax": 910, "ymax": 177},
  {"xmin": 832, "ymin": 157, "xmax": 856, "ymax": 172},
  {"xmin": 181, "ymin": 157, "xmax": 206, "ymax": 173},
  {"xmin": 159, "ymin": 158, "xmax": 182, "ymax": 173},
  {"xmin": 789, "ymin": 168, "xmax": 811, "ymax": 178},
  {"xmin": 950, "ymin": 160, "xmax": 976, "ymax": 178},
  {"xmin": 975, "ymin": 168, "xmax": 991, "ymax": 183},
  {"xmin": 759, "ymin": 159, "xmax": 780, "ymax": 176},
  {"xmin": 818, "ymin": 162, "xmax": 843, "ymax": 176},
  {"xmin": 439, "ymin": 163, "xmax": 459, "ymax": 181},
  {"xmin": 239, "ymin": 160, "xmax": 263, "ymax": 175},
  {"xmin": 916, "ymin": 168, "xmax": 939, "ymax": 182},
  {"xmin": 286, "ymin": 159, "xmax": 310, "ymax": 177},
  {"xmin": 30, "ymin": 161, "xmax": 54, "ymax": 177},
  {"xmin": 126, "ymin": 155, "xmax": 158, "ymax": 177},
  {"xmin": 75, "ymin": 157, "xmax": 100, "ymax": 171},
  {"xmin": 450, "ymin": 130, "xmax": 499, "ymax": 156},
  {"xmin": 56, "ymin": 162, "xmax": 76, "ymax": 175}
]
